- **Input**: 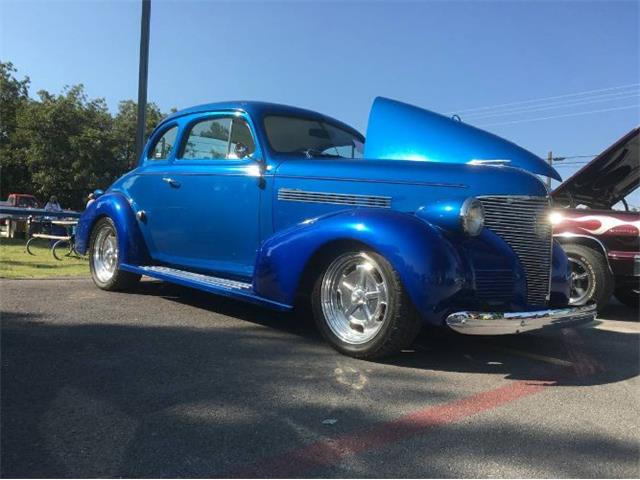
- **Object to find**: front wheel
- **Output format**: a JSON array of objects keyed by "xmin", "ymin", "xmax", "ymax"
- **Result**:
[
  {"xmin": 311, "ymin": 250, "xmax": 422, "ymax": 359},
  {"xmin": 89, "ymin": 217, "xmax": 140, "ymax": 291},
  {"xmin": 564, "ymin": 243, "xmax": 613, "ymax": 310}
]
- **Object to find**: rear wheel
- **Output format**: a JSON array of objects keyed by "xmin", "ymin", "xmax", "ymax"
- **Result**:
[
  {"xmin": 89, "ymin": 217, "xmax": 140, "ymax": 291},
  {"xmin": 564, "ymin": 243, "xmax": 613, "ymax": 310},
  {"xmin": 614, "ymin": 287, "xmax": 639, "ymax": 310},
  {"xmin": 311, "ymin": 250, "xmax": 422, "ymax": 359}
]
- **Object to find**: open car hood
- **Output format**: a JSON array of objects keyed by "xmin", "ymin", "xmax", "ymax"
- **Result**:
[
  {"xmin": 552, "ymin": 127, "xmax": 639, "ymax": 209},
  {"xmin": 364, "ymin": 97, "xmax": 561, "ymax": 180}
]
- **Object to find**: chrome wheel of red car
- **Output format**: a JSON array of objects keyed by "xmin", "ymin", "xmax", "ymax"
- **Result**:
[
  {"xmin": 568, "ymin": 256, "xmax": 592, "ymax": 305},
  {"xmin": 563, "ymin": 243, "xmax": 613, "ymax": 310}
]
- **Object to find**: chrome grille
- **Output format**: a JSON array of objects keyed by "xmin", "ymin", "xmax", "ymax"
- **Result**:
[
  {"xmin": 278, "ymin": 188, "xmax": 391, "ymax": 208},
  {"xmin": 475, "ymin": 269, "xmax": 515, "ymax": 303},
  {"xmin": 479, "ymin": 196, "xmax": 552, "ymax": 306}
]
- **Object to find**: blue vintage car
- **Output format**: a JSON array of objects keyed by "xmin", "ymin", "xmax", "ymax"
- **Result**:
[{"xmin": 76, "ymin": 97, "xmax": 596, "ymax": 358}]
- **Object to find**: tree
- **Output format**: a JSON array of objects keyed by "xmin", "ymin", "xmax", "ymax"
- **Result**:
[
  {"xmin": 112, "ymin": 100, "xmax": 165, "ymax": 170},
  {"xmin": 0, "ymin": 61, "xmax": 31, "ymax": 197},
  {"xmin": 13, "ymin": 85, "xmax": 117, "ymax": 208},
  {"xmin": 0, "ymin": 62, "xmax": 170, "ymax": 209}
]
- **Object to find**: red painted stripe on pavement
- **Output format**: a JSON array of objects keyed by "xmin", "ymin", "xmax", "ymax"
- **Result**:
[{"xmin": 232, "ymin": 379, "xmax": 554, "ymax": 478}]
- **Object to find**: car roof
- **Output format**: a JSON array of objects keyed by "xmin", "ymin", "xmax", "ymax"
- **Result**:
[{"xmin": 161, "ymin": 101, "xmax": 363, "ymax": 139}]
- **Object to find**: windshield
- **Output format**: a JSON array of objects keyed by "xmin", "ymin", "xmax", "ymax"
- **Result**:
[
  {"xmin": 263, "ymin": 115, "xmax": 364, "ymax": 159},
  {"xmin": 16, "ymin": 197, "xmax": 38, "ymax": 208}
]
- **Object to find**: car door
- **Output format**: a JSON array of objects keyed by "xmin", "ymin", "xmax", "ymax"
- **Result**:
[
  {"xmin": 128, "ymin": 113, "xmax": 262, "ymax": 279},
  {"xmin": 123, "ymin": 122, "xmax": 181, "ymax": 263}
]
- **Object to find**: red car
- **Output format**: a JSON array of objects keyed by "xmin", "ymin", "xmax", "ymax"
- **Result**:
[
  {"xmin": 552, "ymin": 127, "xmax": 639, "ymax": 310},
  {"xmin": 0, "ymin": 194, "xmax": 40, "ymax": 238}
]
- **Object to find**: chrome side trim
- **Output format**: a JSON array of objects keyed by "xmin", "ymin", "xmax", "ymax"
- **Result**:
[
  {"xmin": 275, "ymin": 174, "xmax": 467, "ymax": 189},
  {"xmin": 138, "ymin": 266, "xmax": 252, "ymax": 290},
  {"xmin": 278, "ymin": 188, "xmax": 391, "ymax": 208},
  {"xmin": 446, "ymin": 303, "xmax": 596, "ymax": 335}
]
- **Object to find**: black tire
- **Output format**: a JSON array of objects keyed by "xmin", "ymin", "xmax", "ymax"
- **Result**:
[
  {"xmin": 614, "ymin": 287, "xmax": 639, "ymax": 310},
  {"xmin": 89, "ymin": 217, "xmax": 140, "ymax": 291},
  {"xmin": 311, "ymin": 249, "xmax": 422, "ymax": 359},
  {"xmin": 564, "ymin": 243, "xmax": 613, "ymax": 310}
]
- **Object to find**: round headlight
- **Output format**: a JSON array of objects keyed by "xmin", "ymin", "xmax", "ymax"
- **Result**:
[{"xmin": 460, "ymin": 197, "xmax": 485, "ymax": 236}]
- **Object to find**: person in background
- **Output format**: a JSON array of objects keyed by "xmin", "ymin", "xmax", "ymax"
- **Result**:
[
  {"xmin": 44, "ymin": 195, "xmax": 62, "ymax": 213},
  {"xmin": 43, "ymin": 195, "xmax": 64, "ymax": 243},
  {"xmin": 86, "ymin": 193, "xmax": 96, "ymax": 209}
]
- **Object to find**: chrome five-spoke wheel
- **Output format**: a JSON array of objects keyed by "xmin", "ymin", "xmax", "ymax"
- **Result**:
[
  {"xmin": 563, "ymin": 243, "xmax": 613, "ymax": 311},
  {"xmin": 89, "ymin": 217, "xmax": 140, "ymax": 291},
  {"xmin": 312, "ymin": 249, "xmax": 421, "ymax": 359},
  {"xmin": 568, "ymin": 256, "xmax": 592, "ymax": 305},
  {"xmin": 93, "ymin": 225, "xmax": 118, "ymax": 283},
  {"xmin": 321, "ymin": 252, "xmax": 389, "ymax": 344}
]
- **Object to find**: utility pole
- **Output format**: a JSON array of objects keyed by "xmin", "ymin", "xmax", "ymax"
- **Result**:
[
  {"xmin": 547, "ymin": 151, "xmax": 553, "ymax": 189},
  {"xmin": 135, "ymin": 0, "xmax": 151, "ymax": 163}
]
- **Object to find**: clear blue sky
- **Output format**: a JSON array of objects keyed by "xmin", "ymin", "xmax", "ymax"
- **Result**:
[{"xmin": 1, "ymin": 0, "xmax": 639, "ymax": 201}]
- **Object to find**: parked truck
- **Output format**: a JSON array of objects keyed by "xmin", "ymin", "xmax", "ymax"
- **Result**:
[{"xmin": 0, "ymin": 194, "xmax": 40, "ymax": 238}]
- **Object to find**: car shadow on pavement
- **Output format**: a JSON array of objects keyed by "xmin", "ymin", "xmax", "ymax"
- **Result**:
[
  {"xmin": 0, "ymin": 304, "xmax": 636, "ymax": 477},
  {"xmin": 132, "ymin": 279, "xmax": 319, "ymax": 339},
  {"xmin": 598, "ymin": 300, "xmax": 639, "ymax": 322},
  {"xmin": 134, "ymin": 280, "xmax": 640, "ymax": 387},
  {"xmin": 2, "ymin": 280, "xmax": 639, "ymax": 478}
]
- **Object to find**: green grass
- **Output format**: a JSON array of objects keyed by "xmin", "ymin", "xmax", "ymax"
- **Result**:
[{"xmin": 0, "ymin": 237, "xmax": 89, "ymax": 278}]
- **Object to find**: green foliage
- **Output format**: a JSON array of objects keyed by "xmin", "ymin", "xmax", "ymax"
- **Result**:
[
  {"xmin": 0, "ymin": 61, "xmax": 170, "ymax": 209},
  {"xmin": 0, "ymin": 62, "xmax": 31, "ymax": 196}
]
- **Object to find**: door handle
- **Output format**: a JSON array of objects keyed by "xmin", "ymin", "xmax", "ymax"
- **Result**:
[{"xmin": 162, "ymin": 177, "xmax": 181, "ymax": 188}]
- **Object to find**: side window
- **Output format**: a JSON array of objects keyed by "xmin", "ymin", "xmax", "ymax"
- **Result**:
[
  {"xmin": 323, "ymin": 144, "xmax": 363, "ymax": 159},
  {"xmin": 228, "ymin": 118, "xmax": 256, "ymax": 159},
  {"xmin": 182, "ymin": 118, "xmax": 232, "ymax": 160},
  {"xmin": 148, "ymin": 126, "xmax": 178, "ymax": 160}
]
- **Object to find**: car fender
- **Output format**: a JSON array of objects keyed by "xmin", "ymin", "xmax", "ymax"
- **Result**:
[
  {"xmin": 550, "ymin": 240, "xmax": 571, "ymax": 306},
  {"xmin": 553, "ymin": 232, "xmax": 613, "ymax": 274},
  {"xmin": 254, "ymin": 209, "xmax": 466, "ymax": 324},
  {"xmin": 75, "ymin": 192, "xmax": 151, "ymax": 265}
]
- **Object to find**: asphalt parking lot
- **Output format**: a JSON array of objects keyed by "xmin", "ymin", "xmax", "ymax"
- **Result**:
[{"xmin": 1, "ymin": 278, "xmax": 639, "ymax": 478}]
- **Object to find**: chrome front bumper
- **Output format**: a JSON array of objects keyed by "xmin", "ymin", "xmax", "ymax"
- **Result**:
[{"xmin": 445, "ymin": 303, "xmax": 596, "ymax": 335}]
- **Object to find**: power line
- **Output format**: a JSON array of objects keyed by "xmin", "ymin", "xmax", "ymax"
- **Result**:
[
  {"xmin": 553, "ymin": 162, "xmax": 593, "ymax": 167},
  {"xmin": 447, "ymin": 83, "xmax": 640, "ymax": 115},
  {"xmin": 463, "ymin": 91, "xmax": 639, "ymax": 120},
  {"xmin": 550, "ymin": 155, "xmax": 597, "ymax": 163},
  {"xmin": 477, "ymin": 104, "xmax": 638, "ymax": 127}
]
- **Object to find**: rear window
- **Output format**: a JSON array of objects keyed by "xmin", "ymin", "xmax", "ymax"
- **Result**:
[{"xmin": 148, "ymin": 126, "xmax": 178, "ymax": 160}]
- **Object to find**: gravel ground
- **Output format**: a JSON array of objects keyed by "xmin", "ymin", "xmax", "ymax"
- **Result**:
[{"xmin": 1, "ymin": 278, "xmax": 638, "ymax": 478}]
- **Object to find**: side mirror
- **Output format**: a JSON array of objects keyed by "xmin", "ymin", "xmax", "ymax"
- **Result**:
[{"xmin": 93, "ymin": 189, "xmax": 105, "ymax": 198}]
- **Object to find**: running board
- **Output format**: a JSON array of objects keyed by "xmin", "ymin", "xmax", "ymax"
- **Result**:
[{"xmin": 120, "ymin": 264, "xmax": 292, "ymax": 311}]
